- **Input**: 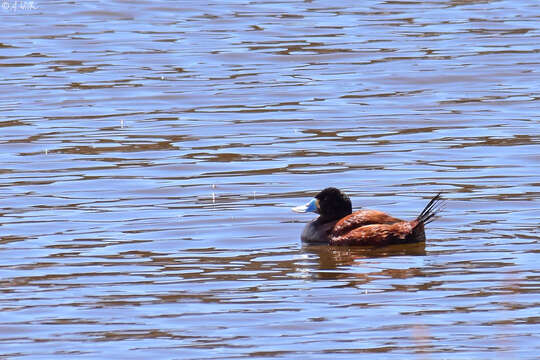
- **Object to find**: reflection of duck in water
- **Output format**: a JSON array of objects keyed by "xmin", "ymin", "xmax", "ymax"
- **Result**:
[
  {"xmin": 293, "ymin": 188, "xmax": 443, "ymax": 246},
  {"xmin": 305, "ymin": 242, "xmax": 427, "ymax": 269},
  {"xmin": 300, "ymin": 243, "xmax": 427, "ymax": 281}
]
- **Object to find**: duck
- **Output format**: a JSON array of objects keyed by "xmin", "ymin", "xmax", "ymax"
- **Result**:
[{"xmin": 292, "ymin": 187, "xmax": 443, "ymax": 246}]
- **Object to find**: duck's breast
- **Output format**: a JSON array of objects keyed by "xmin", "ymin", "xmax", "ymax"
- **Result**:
[{"xmin": 301, "ymin": 219, "xmax": 338, "ymax": 243}]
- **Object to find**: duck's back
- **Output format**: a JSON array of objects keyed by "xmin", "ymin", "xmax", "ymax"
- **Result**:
[
  {"xmin": 332, "ymin": 210, "xmax": 402, "ymax": 237},
  {"xmin": 330, "ymin": 221, "xmax": 423, "ymax": 246},
  {"xmin": 329, "ymin": 210, "xmax": 427, "ymax": 246}
]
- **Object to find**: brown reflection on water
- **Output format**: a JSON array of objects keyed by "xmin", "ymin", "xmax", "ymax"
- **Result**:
[{"xmin": 306, "ymin": 242, "xmax": 427, "ymax": 269}]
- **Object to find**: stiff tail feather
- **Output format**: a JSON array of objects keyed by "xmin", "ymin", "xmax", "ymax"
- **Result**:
[{"xmin": 415, "ymin": 192, "xmax": 445, "ymax": 225}]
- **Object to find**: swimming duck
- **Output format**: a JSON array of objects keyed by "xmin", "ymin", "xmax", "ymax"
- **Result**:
[{"xmin": 292, "ymin": 187, "xmax": 443, "ymax": 246}]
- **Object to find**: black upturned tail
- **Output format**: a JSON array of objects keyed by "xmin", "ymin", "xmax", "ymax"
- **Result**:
[{"xmin": 416, "ymin": 192, "xmax": 444, "ymax": 225}]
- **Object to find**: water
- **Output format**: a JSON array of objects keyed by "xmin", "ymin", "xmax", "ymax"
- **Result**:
[{"xmin": 1, "ymin": 0, "xmax": 539, "ymax": 358}]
